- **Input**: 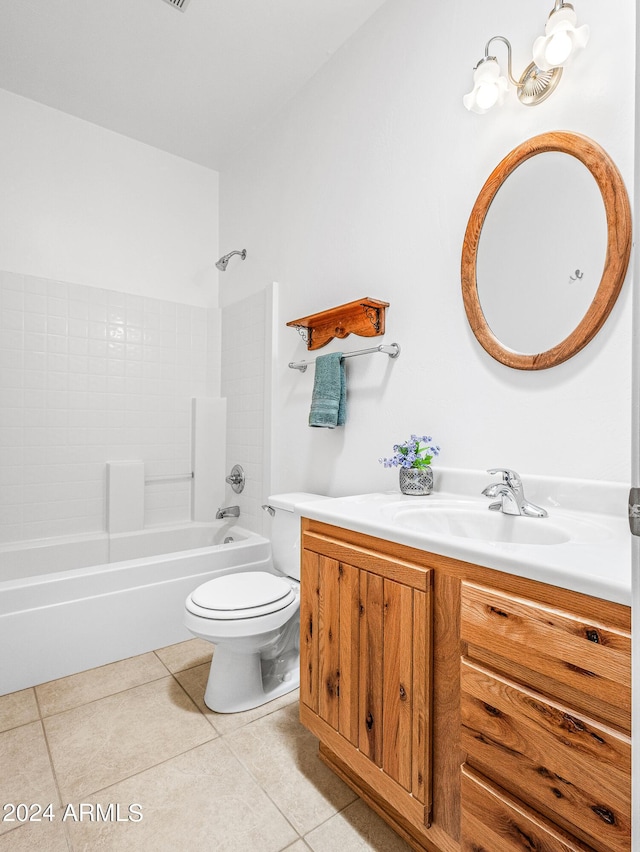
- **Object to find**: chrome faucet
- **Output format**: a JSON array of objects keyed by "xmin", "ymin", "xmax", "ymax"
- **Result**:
[
  {"xmin": 481, "ymin": 468, "xmax": 547, "ymax": 518},
  {"xmin": 216, "ymin": 505, "xmax": 240, "ymax": 520}
]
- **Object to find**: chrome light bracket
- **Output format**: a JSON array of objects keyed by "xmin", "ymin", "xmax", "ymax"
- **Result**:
[
  {"xmin": 517, "ymin": 62, "xmax": 563, "ymax": 106},
  {"xmin": 481, "ymin": 36, "xmax": 564, "ymax": 108}
]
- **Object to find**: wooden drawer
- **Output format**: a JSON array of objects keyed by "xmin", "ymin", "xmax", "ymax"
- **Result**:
[
  {"xmin": 461, "ymin": 657, "xmax": 631, "ymax": 852},
  {"xmin": 461, "ymin": 764, "xmax": 596, "ymax": 851},
  {"xmin": 460, "ymin": 582, "xmax": 631, "ymax": 731}
]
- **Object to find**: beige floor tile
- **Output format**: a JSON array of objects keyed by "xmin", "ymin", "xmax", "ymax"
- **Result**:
[
  {"xmin": 0, "ymin": 688, "xmax": 39, "ymax": 733},
  {"xmin": 171, "ymin": 661, "xmax": 213, "ymax": 719},
  {"xmin": 0, "ymin": 722, "xmax": 60, "ymax": 837},
  {"xmin": 210, "ymin": 686, "xmax": 301, "ymax": 737},
  {"xmin": 43, "ymin": 676, "xmax": 216, "ymax": 801},
  {"xmin": 0, "ymin": 819, "xmax": 69, "ymax": 852},
  {"xmin": 36, "ymin": 652, "xmax": 169, "ymax": 716},
  {"xmin": 175, "ymin": 662, "xmax": 300, "ymax": 735},
  {"xmin": 153, "ymin": 638, "xmax": 212, "ymax": 673},
  {"xmin": 283, "ymin": 841, "xmax": 313, "ymax": 852},
  {"xmin": 227, "ymin": 702, "xmax": 357, "ymax": 835},
  {"xmin": 304, "ymin": 799, "xmax": 413, "ymax": 851},
  {"xmin": 65, "ymin": 738, "xmax": 298, "ymax": 852}
]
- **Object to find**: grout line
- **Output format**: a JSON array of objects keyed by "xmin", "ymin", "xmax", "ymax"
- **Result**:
[
  {"xmin": 229, "ymin": 762, "xmax": 305, "ymax": 845},
  {"xmin": 32, "ymin": 686, "xmax": 75, "ymax": 848},
  {"xmin": 0, "ymin": 688, "xmax": 40, "ymax": 735},
  {"xmin": 37, "ymin": 671, "xmax": 175, "ymax": 721},
  {"xmin": 151, "ymin": 648, "xmax": 174, "ymax": 674},
  {"xmin": 33, "ymin": 649, "xmax": 175, "ymax": 714},
  {"xmin": 38, "ymin": 717, "xmax": 75, "ymax": 852},
  {"xmin": 168, "ymin": 670, "xmax": 220, "ymax": 731},
  {"xmin": 45, "ymin": 726, "xmax": 220, "ymax": 809},
  {"xmin": 65, "ymin": 737, "xmax": 218, "ymax": 802},
  {"xmin": 32, "ymin": 685, "xmax": 44, "ymax": 720},
  {"xmin": 281, "ymin": 839, "xmax": 314, "ymax": 852},
  {"xmin": 4, "ymin": 647, "xmax": 345, "ymax": 851},
  {"xmin": 37, "ymin": 676, "xmax": 219, "ymax": 808},
  {"xmin": 222, "ymin": 704, "xmax": 311, "ymax": 843}
]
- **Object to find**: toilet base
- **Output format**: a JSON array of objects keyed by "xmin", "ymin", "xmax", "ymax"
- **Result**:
[{"xmin": 203, "ymin": 644, "xmax": 300, "ymax": 713}]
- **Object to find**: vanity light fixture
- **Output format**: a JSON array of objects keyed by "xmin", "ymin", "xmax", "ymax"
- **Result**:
[{"xmin": 463, "ymin": 1, "xmax": 589, "ymax": 114}]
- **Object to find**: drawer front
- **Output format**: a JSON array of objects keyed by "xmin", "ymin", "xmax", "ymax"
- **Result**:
[
  {"xmin": 461, "ymin": 582, "xmax": 631, "ymax": 729},
  {"xmin": 461, "ymin": 764, "xmax": 596, "ymax": 852},
  {"xmin": 461, "ymin": 658, "xmax": 631, "ymax": 852}
]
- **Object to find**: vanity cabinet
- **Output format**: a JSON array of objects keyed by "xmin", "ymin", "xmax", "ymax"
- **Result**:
[
  {"xmin": 299, "ymin": 521, "xmax": 433, "ymax": 837},
  {"xmin": 299, "ymin": 519, "xmax": 632, "ymax": 852},
  {"xmin": 460, "ymin": 582, "xmax": 631, "ymax": 852}
]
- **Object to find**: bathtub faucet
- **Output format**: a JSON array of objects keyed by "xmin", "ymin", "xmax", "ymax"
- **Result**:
[{"xmin": 216, "ymin": 505, "xmax": 240, "ymax": 520}]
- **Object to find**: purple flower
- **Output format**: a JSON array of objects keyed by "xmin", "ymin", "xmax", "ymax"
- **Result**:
[{"xmin": 379, "ymin": 434, "xmax": 441, "ymax": 470}]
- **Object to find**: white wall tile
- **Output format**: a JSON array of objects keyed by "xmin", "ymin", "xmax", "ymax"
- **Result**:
[
  {"xmin": 0, "ymin": 273, "xmax": 218, "ymax": 543},
  {"xmin": 220, "ymin": 289, "xmax": 268, "ymax": 534}
]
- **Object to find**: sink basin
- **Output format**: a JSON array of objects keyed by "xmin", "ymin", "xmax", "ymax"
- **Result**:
[
  {"xmin": 382, "ymin": 502, "xmax": 610, "ymax": 546},
  {"xmin": 295, "ymin": 490, "xmax": 629, "ymax": 605}
]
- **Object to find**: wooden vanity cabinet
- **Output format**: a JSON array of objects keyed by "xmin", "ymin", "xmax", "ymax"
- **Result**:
[
  {"xmin": 460, "ymin": 581, "xmax": 632, "ymax": 852},
  {"xmin": 299, "ymin": 520, "xmax": 434, "ymax": 843},
  {"xmin": 299, "ymin": 519, "xmax": 632, "ymax": 852}
]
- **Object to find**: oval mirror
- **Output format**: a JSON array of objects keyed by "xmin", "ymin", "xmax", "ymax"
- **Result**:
[{"xmin": 461, "ymin": 132, "xmax": 631, "ymax": 370}]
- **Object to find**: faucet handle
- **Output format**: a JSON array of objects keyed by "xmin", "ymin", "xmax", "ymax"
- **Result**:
[
  {"xmin": 225, "ymin": 464, "xmax": 245, "ymax": 494},
  {"xmin": 487, "ymin": 467, "xmax": 521, "ymax": 487}
]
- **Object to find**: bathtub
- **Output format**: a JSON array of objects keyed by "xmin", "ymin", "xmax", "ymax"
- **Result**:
[{"xmin": 0, "ymin": 521, "xmax": 271, "ymax": 696}]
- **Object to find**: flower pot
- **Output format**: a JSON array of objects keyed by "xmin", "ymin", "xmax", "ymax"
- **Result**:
[{"xmin": 399, "ymin": 466, "xmax": 433, "ymax": 496}]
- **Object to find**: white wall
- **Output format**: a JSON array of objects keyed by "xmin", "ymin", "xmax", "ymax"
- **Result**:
[
  {"xmin": 0, "ymin": 88, "xmax": 219, "ymax": 307},
  {"xmin": 0, "ymin": 89, "xmax": 223, "ymax": 542},
  {"xmin": 219, "ymin": 0, "xmax": 635, "ymax": 495}
]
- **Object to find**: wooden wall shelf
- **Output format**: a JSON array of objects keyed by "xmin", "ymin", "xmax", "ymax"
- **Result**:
[{"xmin": 287, "ymin": 297, "xmax": 389, "ymax": 351}]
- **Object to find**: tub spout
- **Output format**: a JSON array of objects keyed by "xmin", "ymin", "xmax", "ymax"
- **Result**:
[{"xmin": 216, "ymin": 505, "xmax": 240, "ymax": 520}]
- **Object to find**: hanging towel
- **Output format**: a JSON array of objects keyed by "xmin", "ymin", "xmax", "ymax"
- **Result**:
[{"xmin": 308, "ymin": 352, "xmax": 346, "ymax": 428}]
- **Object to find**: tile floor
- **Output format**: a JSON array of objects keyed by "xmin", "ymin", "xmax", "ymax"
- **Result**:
[{"xmin": 0, "ymin": 639, "xmax": 412, "ymax": 851}]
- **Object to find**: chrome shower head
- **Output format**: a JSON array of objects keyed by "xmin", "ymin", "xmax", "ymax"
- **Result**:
[{"xmin": 215, "ymin": 249, "xmax": 247, "ymax": 271}]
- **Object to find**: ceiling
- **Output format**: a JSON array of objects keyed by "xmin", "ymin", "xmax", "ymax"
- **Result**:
[{"xmin": 0, "ymin": 0, "xmax": 387, "ymax": 171}]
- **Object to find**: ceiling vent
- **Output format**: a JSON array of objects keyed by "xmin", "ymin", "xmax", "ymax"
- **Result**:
[{"xmin": 161, "ymin": 0, "xmax": 190, "ymax": 11}]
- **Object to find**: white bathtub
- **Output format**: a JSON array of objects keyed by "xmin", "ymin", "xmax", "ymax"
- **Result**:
[{"xmin": 0, "ymin": 521, "xmax": 271, "ymax": 696}]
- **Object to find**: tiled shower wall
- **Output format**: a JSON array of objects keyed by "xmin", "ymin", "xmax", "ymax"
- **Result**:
[
  {"xmin": 221, "ymin": 289, "xmax": 267, "ymax": 533},
  {"xmin": 0, "ymin": 271, "xmax": 216, "ymax": 544}
]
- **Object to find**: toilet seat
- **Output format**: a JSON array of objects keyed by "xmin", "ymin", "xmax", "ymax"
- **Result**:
[{"xmin": 186, "ymin": 571, "xmax": 296, "ymax": 620}]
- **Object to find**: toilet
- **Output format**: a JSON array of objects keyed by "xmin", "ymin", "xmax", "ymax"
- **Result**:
[{"xmin": 184, "ymin": 492, "xmax": 323, "ymax": 713}]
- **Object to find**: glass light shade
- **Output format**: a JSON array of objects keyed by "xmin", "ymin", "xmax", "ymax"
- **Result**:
[
  {"xmin": 463, "ymin": 58, "xmax": 508, "ymax": 114},
  {"xmin": 532, "ymin": 7, "xmax": 589, "ymax": 71}
]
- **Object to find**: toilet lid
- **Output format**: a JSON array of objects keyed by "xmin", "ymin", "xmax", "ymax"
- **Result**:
[{"xmin": 191, "ymin": 571, "xmax": 294, "ymax": 614}]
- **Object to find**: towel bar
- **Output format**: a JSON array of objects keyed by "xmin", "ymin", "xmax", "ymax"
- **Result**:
[{"xmin": 289, "ymin": 342, "xmax": 400, "ymax": 373}]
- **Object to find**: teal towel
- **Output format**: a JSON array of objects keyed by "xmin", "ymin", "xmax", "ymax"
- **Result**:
[{"xmin": 308, "ymin": 352, "xmax": 346, "ymax": 428}]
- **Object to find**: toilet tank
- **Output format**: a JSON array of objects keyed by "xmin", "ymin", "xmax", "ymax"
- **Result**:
[{"xmin": 267, "ymin": 493, "xmax": 326, "ymax": 581}]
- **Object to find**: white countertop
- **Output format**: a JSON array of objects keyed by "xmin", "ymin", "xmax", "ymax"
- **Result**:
[{"xmin": 295, "ymin": 480, "xmax": 632, "ymax": 606}]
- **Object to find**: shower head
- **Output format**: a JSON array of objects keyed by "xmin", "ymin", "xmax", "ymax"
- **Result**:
[{"xmin": 215, "ymin": 249, "xmax": 247, "ymax": 271}]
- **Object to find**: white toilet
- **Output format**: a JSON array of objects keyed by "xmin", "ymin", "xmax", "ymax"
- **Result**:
[{"xmin": 184, "ymin": 493, "xmax": 322, "ymax": 713}]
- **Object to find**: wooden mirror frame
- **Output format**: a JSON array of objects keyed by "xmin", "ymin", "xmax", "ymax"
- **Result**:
[{"xmin": 461, "ymin": 131, "xmax": 632, "ymax": 370}]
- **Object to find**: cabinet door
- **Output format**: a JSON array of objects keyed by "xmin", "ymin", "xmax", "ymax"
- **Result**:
[{"xmin": 300, "ymin": 546, "xmax": 432, "ymax": 830}]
